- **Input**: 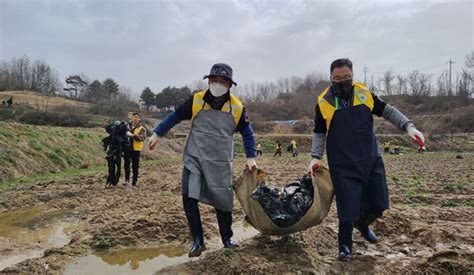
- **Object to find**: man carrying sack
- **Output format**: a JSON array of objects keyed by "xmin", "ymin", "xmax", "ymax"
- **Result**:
[
  {"xmin": 148, "ymin": 63, "xmax": 257, "ymax": 257},
  {"xmin": 309, "ymin": 58, "xmax": 425, "ymax": 261}
]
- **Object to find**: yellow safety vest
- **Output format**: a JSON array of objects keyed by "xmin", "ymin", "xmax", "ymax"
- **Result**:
[
  {"xmin": 191, "ymin": 91, "xmax": 244, "ymax": 127},
  {"xmin": 290, "ymin": 140, "xmax": 297, "ymax": 148},
  {"xmin": 317, "ymin": 82, "xmax": 374, "ymax": 131},
  {"xmin": 132, "ymin": 125, "xmax": 145, "ymax": 151}
]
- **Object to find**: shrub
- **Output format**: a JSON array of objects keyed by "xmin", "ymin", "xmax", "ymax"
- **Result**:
[{"xmin": 19, "ymin": 110, "xmax": 92, "ymax": 127}]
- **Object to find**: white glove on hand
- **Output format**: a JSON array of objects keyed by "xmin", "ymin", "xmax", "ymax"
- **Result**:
[
  {"xmin": 407, "ymin": 125, "xmax": 425, "ymax": 148},
  {"xmin": 246, "ymin": 158, "xmax": 257, "ymax": 170},
  {"xmin": 126, "ymin": 131, "xmax": 133, "ymax": 137},
  {"xmin": 148, "ymin": 133, "xmax": 160, "ymax": 150},
  {"xmin": 308, "ymin": 158, "xmax": 321, "ymax": 176}
]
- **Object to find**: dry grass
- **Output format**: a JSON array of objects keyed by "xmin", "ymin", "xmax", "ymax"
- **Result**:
[{"xmin": 0, "ymin": 91, "xmax": 91, "ymax": 111}]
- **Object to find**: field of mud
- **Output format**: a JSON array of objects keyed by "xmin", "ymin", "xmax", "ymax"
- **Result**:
[{"xmin": 0, "ymin": 152, "xmax": 472, "ymax": 274}]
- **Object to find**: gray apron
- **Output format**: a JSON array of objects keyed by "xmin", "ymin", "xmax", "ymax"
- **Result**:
[{"xmin": 183, "ymin": 104, "xmax": 236, "ymax": 212}]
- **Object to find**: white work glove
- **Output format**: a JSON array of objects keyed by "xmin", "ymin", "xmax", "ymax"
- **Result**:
[
  {"xmin": 126, "ymin": 131, "xmax": 133, "ymax": 137},
  {"xmin": 407, "ymin": 125, "xmax": 425, "ymax": 149},
  {"xmin": 246, "ymin": 158, "xmax": 257, "ymax": 170},
  {"xmin": 148, "ymin": 133, "xmax": 160, "ymax": 151},
  {"xmin": 308, "ymin": 158, "xmax": 321, "ymax": 176}
]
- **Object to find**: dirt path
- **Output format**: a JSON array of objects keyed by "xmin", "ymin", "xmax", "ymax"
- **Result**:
[{"xmin": 0, "ymin": 152, "xmax": 473, "ymax": 274}]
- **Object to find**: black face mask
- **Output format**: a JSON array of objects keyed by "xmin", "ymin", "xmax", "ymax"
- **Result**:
[{"xmin": 331, "ymin": 79, "xmax": 353, "ymax": 99}]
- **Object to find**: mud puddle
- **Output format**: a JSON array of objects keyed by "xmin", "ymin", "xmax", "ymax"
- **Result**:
[
  {"xmin": 64, "ymin": 245, "xmax": 189, "ymax": 275},
  {"xmin": 65, "ymin": 220, "xmax": 259, "ymax": 274},
  {"xmin": 205, "ymin": 220, "xmax": 260, "ymax": 250},
  {"xmin": 0, "ymin": 206, "xmax": 80, "ymax": 270}
]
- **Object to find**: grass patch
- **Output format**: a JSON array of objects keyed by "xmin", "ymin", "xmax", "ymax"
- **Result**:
[
  {"xmin": 404, "ymin": 190, "xmax": 416, "ymax": 197},
  {"xmin": 96, "ymin": 238, "xmax": 112, "ymax": 248},
  {"xmin": 224, "ymin": 248, "xmax": 236, "ymax": 257},
  {"xmin": 443, "ymin": 182, "xmax": 467, "ymax": 192},
  {"xmin": 30, "ymin": 140, "xmax": 45, "ymax": 151},
  {"xmin": 0, "ymin": 165, "xmax": 105, "ymax": 192},
  {"xmin": 441, "ymin": 200, "xmax": 461, "ymax": 207},
  {"xmin": 404, "ymin": 189, "xmax": 433, "ymax": 204},
  {"xmin": 464, "ymin": 200, "xmax": 474, "ymax": 207},
  {"xmin": 407, "ymin": 177, "xmax": 425, "ymax": 188},
  {"xmin": 0, "ymin": 156, "xmax": 181, "ymax": 192}
]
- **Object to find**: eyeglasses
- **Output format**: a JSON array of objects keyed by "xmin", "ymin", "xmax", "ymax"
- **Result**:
[{"xmin": 331, "ymin": 74, "xmax": 352, "ymax": 82}]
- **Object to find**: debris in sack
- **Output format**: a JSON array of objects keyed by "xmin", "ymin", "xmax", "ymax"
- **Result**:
[{"xmin": 250, "ymin": 174, "xmax": 314, "ymax": 228}]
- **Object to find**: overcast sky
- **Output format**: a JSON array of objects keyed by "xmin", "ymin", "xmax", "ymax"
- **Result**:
[{"xmin": 1, "ymin": 0, "xmax": 473, "ymax": 95}]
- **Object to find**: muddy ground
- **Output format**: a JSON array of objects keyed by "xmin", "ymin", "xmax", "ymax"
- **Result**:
[{"xmin": 0, "ymin": 152, "xmax": 473, "ymax": 274}]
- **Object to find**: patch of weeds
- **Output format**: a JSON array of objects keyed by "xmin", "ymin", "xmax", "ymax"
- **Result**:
[
  {"xmin": 417, "ymin": 192, "xmax": 433, "ymax": 203},
  {"xmin": 30, "ymin": 140, "xmax": 45, "ymax": 151},
  {"xmin": 408, "ymin": 178, "xmax": 425, "ymax": 188},
  {"xmin": 74, "ymin": 132, "xmax": 87, "ymax": 139},
  {"xmin": 46, "ymin": 151, "xmax": 64, "ymax": 165},
  {"xmin": 0, "ymin": 148, "xmax": 16, "ymax": 163},
  {"xmin": 224, "ymin": 248, "xmax": 235, "ymax": 257},
  {"xmin": 25, "ymin": 130, "xmax": 39, "ymax": 139},
  {"xmin": 443, "ymin": 181, "xmax": 468, "ymax": 192},
  {"xmin": 97, "ymin": 238, "xmax": 112, "ymax": 248},
  {"xmin": 441, "ymin": 200, "xmax": 460, "ymax": 207},
  {"xmin": 404, "ymin": 190, "xmax": 416, "ymax": 197},
  {"xmin": 64, "ymin": 151, "xmax": 82, "ymax": 166},
  {"xmin": 391, "ymin": 176, "xmax": 399, "ymax": 182},
  {"xmin": 463, "ymin": 200, "xmax": 474, "ymax": 207},
  {"xmin": 404, "ymin": 190, "xmax": 432, "ymax": 204}
]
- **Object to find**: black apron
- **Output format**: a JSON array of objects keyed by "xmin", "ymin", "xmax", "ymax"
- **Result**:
[{"xmin": 326, "ymin": 104, "xmax": 389, "ymax": 222}]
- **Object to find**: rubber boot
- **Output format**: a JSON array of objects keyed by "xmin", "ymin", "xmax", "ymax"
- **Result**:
[
  {"xmin": 355, "ymin": 212, "xmax": 381, "ymax": 244},
  {"xmin": 338, "ymin": 221, "xmax": 353, "ymax": 261},
  {"xmin": 216, "ymin": 209, "xmax": 239, "ymax": 249},
  {"xmin": 183, "ymin": 196, "xmax": 205, "ymax": 257}
]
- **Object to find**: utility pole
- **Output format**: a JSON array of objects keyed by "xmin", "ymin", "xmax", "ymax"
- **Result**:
[
  {"xmin": 363, "ymin": 66, "xmax": 368, "ymax": 84},
  {"xmin": 447, "ymin": 58, "xmax": 455, "ymax": 96}
]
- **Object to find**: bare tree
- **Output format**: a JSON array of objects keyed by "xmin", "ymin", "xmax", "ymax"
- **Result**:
[
  {"xmin": 465, "ymin": 50, "xmax": 474, "ymax": 69},
  {"xmin": 30, "ymin": 60, "xmax": 60, "ymax": 94},
  {"xmin": 395, "ymin": 75, "xmax": 408, "ymax": 95},
  {"xmin": 457, "ymin": 69, "xmax": 473, "ymax": 99},
  {"xmin": 0, "ymin": 56, "xmax": 60, "ymax": 94},
  {"xmin": 12, "ymin": 55, "xmax": 31, "ymax": 90},
  {"xmin": 379, "ymin": 70, "xmax": 396, "ymax": 96},
  {"xmin": 407, "ymin": 70, "xmax": 431, "ymax": 96},
  {"xmin": 436, "ymin": 70, "xmax": 449, "ymax": 96}
]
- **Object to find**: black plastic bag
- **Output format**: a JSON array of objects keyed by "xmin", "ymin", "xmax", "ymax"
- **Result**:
[{"xmin": 251, "ymin": 174, "xmax": 314, "ymax": 228}]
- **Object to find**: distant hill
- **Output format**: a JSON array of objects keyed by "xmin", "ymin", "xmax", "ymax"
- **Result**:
[{"xmin": 0, "ymin": 91, "xmax": 92, "ymax": 111}]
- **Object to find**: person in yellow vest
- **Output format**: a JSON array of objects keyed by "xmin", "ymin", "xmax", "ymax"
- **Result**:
[
  {"xmin": 148, "ymin": 63, "xmax": 257, "ymax": 257},
  {"xmin": 256, "ymin": 143, "xmax": 263, "ymax": 156},
  {"xmin": 124, "ymin": 112, "xmax": 147, "ymax": 189},
  {"xmin": 290, "ymin": 139, "xmax": 298, "ymax": 157},
  {"xmin": 308, "ymin": 58, "xmax": 425, "ymax": 261}
]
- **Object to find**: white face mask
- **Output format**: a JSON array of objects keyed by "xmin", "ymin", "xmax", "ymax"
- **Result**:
[{"xmin": 209, "ymin": 83, "xmax": 228, "ymax": 97}]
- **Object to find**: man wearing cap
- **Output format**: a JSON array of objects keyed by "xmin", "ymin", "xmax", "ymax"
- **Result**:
[
  {"xmin": 149, "ymin": 63, "xmax": 257, "ymax": 257},
  {"xmin": 308, "ymin": 58, "xmax": 425, "ymax": 261}
]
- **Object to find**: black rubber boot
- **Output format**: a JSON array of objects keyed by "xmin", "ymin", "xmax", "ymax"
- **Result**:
[
  {"xmin": 338, "ymin": 221, "xmax": 353, "ymax": 261},
  {"xmin": 216, "ymin": 209, "xmax": 239, "ymax": 249},
  {"xmin": 355, "ymin": 212, "xmax": 381, "ymax": 244},
  {"xmin": 183, "ymin": 196, "xmax": 205, "ymax": 257}
]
